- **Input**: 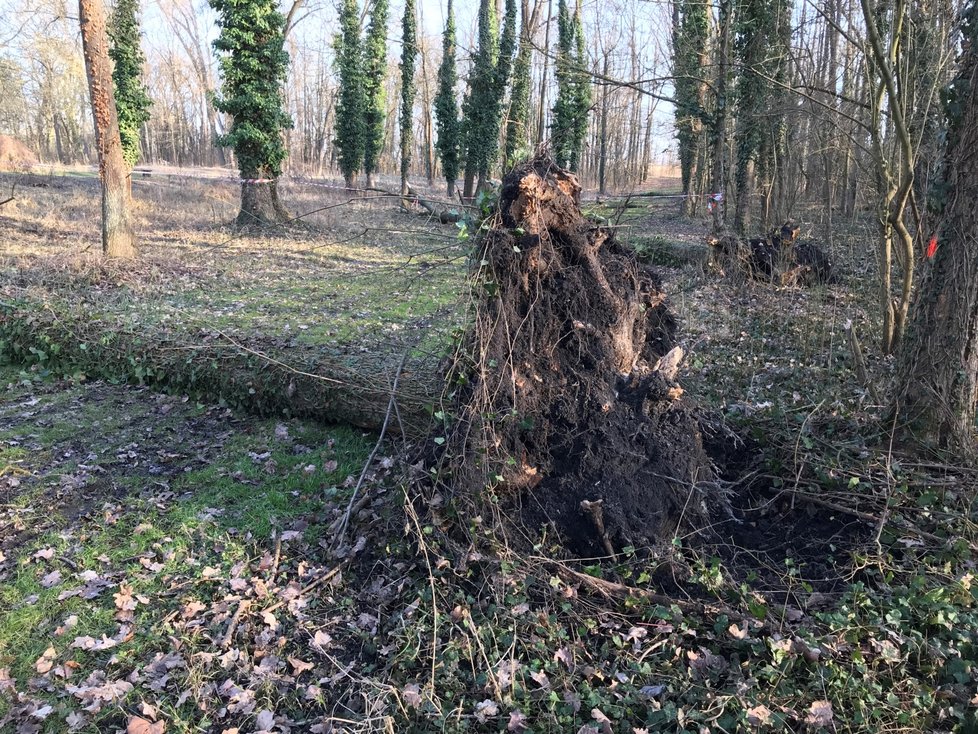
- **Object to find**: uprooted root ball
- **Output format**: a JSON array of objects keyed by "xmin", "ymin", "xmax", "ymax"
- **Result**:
[{"xmin": 434, "ymin": 157, "xmax": 723, "ymax": 556}]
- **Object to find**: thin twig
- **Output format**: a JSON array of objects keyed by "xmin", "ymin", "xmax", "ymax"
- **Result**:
[
  {"xmin": 269, "ymin": 529, "xmax": 283, "ymax": 584},
  {"xmin": 220, "ymin": 599, "xmax": 251, "ymax": 649},
  {"xmin": 261, "ymin": 563, "xmax": 347, "ymax": 614},
  {"xmin": 331, "ymin": 352, "xmax": 408, "ymax": 549}
]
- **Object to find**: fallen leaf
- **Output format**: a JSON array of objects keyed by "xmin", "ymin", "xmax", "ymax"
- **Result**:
[
  {"xmin": 474, "ymin": 699, "xmax": 499, "ymax": 723},
  {"xmin": 55, "ymin": 614, "xmax": 80, "ymax": 636},
  {"xmin": 746, "ymin": 704, "xmax": 773, "ymax": 727},
  {"xmin": 41, "ymin": 569, "xmax": 63, "ymax": 588},
  {"xmin": 804, "ymin": 700, "xmax": 834, "ymax": 728},
  {"xmin": 529, "ymin": 669, "xmax": 550, "ymax": 689},
  {"xmin": 728, "ymin": 622, "xmax": 749, "ymax": 640},
  {"xmin": 591, "ymin": 708, "xmax": 613, "ymax": 734},
  {"xmin": 554, "ymin": 645, "xmax": 575, "ymax": 671},
  {"xmin": 71, "ymin": 635, "xmax": 118, "ymax": 651},
  {"xmin": 35, "ymin": 646, "xmax": 56, "ymax": 674},
  {"xmin": 114, "ymin": 584, "xmax": 138, "ymax": 622},
  {"xmin": 402, "ymin": 683, "xmax": 422, "ymax": 708},
  {"xmin": 254, "ymin": 709, "xmax": 275, "ymax": 731},
  {"xmin": 288, "ymin": 656, "xmax": 314, "ymax": 675},
  {"xmin": 66, "ymin": 711, "xmax": 88, "ymax": 730},
  {"xmin": 127, "ymin": 715, "xmax": 166, "ymax": 734},
  {"xmin": 507, "ymin": 710, "xmax": 528, "ymax": 732},
  {"xmin": 181, "ymin": 600, "xmax": 206, "ymax": 619},
  {"xmin": 639, "ymin": 684, "xmax": 666, "ymax": 698},
  {"xmin": 311, "ymin": 630, "xmax": 332, "ymax": 651}
]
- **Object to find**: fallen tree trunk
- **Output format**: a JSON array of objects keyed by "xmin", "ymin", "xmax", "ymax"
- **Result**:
[{"xmin": 0, "ymin": 298, "xmax": 437, "ymax": 435}]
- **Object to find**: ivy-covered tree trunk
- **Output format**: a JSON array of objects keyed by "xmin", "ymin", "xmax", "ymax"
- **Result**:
[
  {"xmin": 503, "ymin": 0, "xmax": 534, "ymax": 167},
  {"xmin": 107, "ymin": 0, "xmax": 151, "ymax": 171},
  {"xmin": 399, "ymin": 0, "xmax": 417, "ymax": 197},
  {"xmin": 210, "ymin": 0, "xmax": 291, "ymax": 227},
  {"xmin": 550, "ymin": 0, "xmax": 589, "ymax": 171},
  {"xmin": 238, "ymin": 179, "xmax": 288, "ymax": 228},
  {"xmin": 710, "ymin": 0, "xmax": 733, "ymax": 231},
  {"xmin": 363, "ymin": 0, "xmax": 390, "ymax": 189},
  {"xmin": 732, "ymin": 0, "xmax": 791, "ymax": 234},
  {"xmin": 334, "ymin": 0, "xmax": 365, "ymax": 190},
  {"xmin": 672, "ymin": 0, "xmax": 709, "ymax": 216},
  {"xmin": 434, "ymin": 0, "xmax": 461, "ymax": 199},
  {"xmin": 79, "ymin": 0, "xmax": 136, "ymax": 258},
  {"xmin": 460, "ymin": 0, "xmax": 515, "ymax": 198},
  {"xmin": 891, "ymin": 3, "xmax": 978, "ymax": 453}
]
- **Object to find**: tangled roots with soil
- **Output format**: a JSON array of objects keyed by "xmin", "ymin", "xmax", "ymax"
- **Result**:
[{"xmin": 438, "ymin": 157, "xmax": 723, "ymax": 555}]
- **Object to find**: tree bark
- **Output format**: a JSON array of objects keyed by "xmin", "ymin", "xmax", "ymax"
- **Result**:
[
  {"xmin": 79, "ymin": 0, "xmax": 136, "ymax": 258},
  {"xmin": 710, "ymin": 0, "xmax": 732, "ymax": 232},
  {"xmin": 597, "ymin": 51, "xmax": 609, "ymax": 196},
  {"xmin": 892, "ymin": 25, "xmax": 978, "ymax": 454},
  {"xmin": 237, "ymin": 180, "xmax": 289, "ymax": 228}
]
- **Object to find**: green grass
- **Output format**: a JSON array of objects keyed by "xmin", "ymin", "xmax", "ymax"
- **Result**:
[{"xmin": 0, "ymin": 370, "xmax": 377, "ymax": 731}]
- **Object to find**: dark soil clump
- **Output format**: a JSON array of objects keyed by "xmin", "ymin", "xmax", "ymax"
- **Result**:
[{"xmin": 438, "ymin": 158, "xmax": 722, "ymax": 555}]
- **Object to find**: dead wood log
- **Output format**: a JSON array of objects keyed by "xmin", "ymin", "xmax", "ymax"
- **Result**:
[{"xmin": 366, "ymin": 184, "xmax": 466, "ymax": 223}]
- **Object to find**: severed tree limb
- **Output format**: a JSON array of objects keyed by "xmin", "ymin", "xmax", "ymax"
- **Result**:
[{"xmin": 365, "ymin": 185, "xmax": 466, "ymax": 223}]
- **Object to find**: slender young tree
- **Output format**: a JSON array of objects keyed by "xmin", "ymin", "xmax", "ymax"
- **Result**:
[
  {"xmin": 434, "ymin": 0, "xmax": 461, "ymax": 197},
  {"xmin": 79, "ymin": 0, "xmax": 136, "ymax": 257},
  {"xmin": 891, "ymin": 0, "xmax": 978, "ymax": 453},
  {"xmin": 334, "ymin": 0, "xmax": 365, "ymax": 188},
  {"xmin": 210, "ymin": 0, "xmax": 292, "ymax": 227},
  {"xmin": 399, "ymin": 0, "xmax": 417, "ymax": 196},
  {"xmin": 107, "ymin": 0, "xmax": 151, "ymax": 169},
  {"xmin": 363, "ymin": 0, "xmax": 389, "ymax": 187}
]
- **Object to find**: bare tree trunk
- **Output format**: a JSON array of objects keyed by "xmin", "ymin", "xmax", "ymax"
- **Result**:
[
  {"xmin": 861, "ymin": 0, "xmax": 917, "ymax": 354},
  {"xmin": 79, "ymin": 0, "xmax": 136, "ymax": 259},
  {"xmin": 597, "ymin": 52, "xmax": 609, "ymax": 195}
]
